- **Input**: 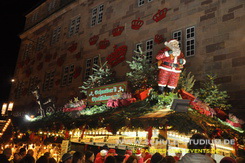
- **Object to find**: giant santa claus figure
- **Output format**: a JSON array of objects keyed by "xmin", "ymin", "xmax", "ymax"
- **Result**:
[{"xmin": 156, "ymin": 39, "xmax": 186, "ymax": 93}]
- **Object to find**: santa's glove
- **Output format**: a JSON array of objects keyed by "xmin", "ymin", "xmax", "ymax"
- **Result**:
[{"xmin": 164, "ymin": 51, "xmax": 170, "ymax": 57}]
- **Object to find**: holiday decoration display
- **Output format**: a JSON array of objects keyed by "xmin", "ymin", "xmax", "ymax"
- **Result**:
[
  {"xmin": 177, "ymin": 70, "xmax": 196, "ymax": 94},
  {"xmin": 79, "ymin": 57, "xmax": 115, "ymax": 94},
  {"xmin": 63, "ymin": 97, "xmax": 86, "ymax": 112},
  {"xmin": 226, "ymin": 114, "xmax": 244, "ymax": 128},
  {"xmin": 154, "ymin": 34, "xmax": 164, "ymax": 44},
  {"xmin": 68, "ymin": 43, "xmax": 78, "ymax": 53},
  {"xmin": 73, "ymin": 66, "xmax": 82, "ymax": 79},
  {"xmin": 87, "ymin": 81, "xmax": 128, "ymax": 105},
  {"xmin": 106, "ymin": 45, "xmax": 127, "ymax": 67},
  {"xmin": 107, "ymin": 92, "xmax": 136, "ymax": 108},
  {"xmin": 112, "ymin": 25, "xmax": 125, "ymax": 36},
  {"xmin": 198, "ymin": 74, "xmax": 231, "ymax": 111},
  {"xmin": 156, "ymin": 39, "xmax": 186, "ymax": 93},
  {"xmin": 153, "ymin": 8, "xmax": 168, "ymax": 22},
  {"xmin": 131, "ymin": 18, "xmax": 144, "ymax": 30},
  {"xmin": 126, "ymin": 46, "xmax": 157, "ymax": 92},
  {"xmin": 36, "ymin": 62, "xmax": 43, "ymax": 71},
  {"xmin": 45, "ymin": 54, "xmax": 52, "ymax": 62},
  {"xmin": 89, "ymin": 35, "xmax": 99, "ymax": 45},
  {"xmin": 99, "ymin": 39, "xmax": 110, "ymax": 49}
]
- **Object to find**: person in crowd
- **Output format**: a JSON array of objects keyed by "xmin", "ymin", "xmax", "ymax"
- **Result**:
[
  {"xmin": 49, "ymin": 157, "xmax": 58, "ymax": 163},
  {"xmin": 135, "ymin": 149, "xmax": 144, "ymax": 163},
  {"xmin": 123, "ymin": 150, "xmax": 133, "ymax": 163},
  {"xmin": 220, "ymin": 157, "xmax": 236, "ymax": 163},
  {"xmin": 150, "ymin": 152, "xmax": 162, "ymax": 163},
  {"xmin": 73, "ymin": 151, "xmax": 85, "ymax": 163},
  {"xmin": 104, "ymin": 156, "xmax": 117, "ymax": 163},
  {"xmin": 44, "ymin": 152, "xmax": 51, "ymax": 158},
  {"xmin": 95, "ymin": 149, "xmax": 108, "ymax": 163},
  {"xmin": 11, "ymin": 153, "xmax": 21, "ymax": 163},
  {"xmin": 164, "ymin": 156, "xmax": 176, "ymax": 163},
  {"xmin": 19, "ymin": 148, "xmax": 26, "ymax": 160},
  {"xmin": 85, "ymin": 151, "xmax": 95, "ymax": 163},
  {"xmin": 173, "ymin": 151, "xmax": 182, "ymax": 162},
  {"xmin": 19, "ymin": 155, "xmax": 35, "ymax": 163},
  {"xmin": 107, "ymin": 149, "xmax": 117, "ymax": 157},
  {"xmin": 36, "ymin": 155, "xmax": 49, "ymax": 163},
  {"xmin": 126, "ymin": 156, "xmax": 138, "ymax": 163},
  {"xmin": 26, "ymin": 150, "xmax": 34, "ymax": 157},
  {"xmin": 0, "ymin": 148, "xmax": 12, "ymax": 163},
  {"xmin": 96, "ymin": 146, "xmax": 109, "ymax": 159},
  {"xmin": 62, "ymin": 153, "xmax": 73, "ymax": 163},
  {"xmin": 178, "ymin": 133, "xmax": 215, "ymax": 163},
  {"xmin": 141, "ymin": 148, "xmax": 151, "ymax": 163}
]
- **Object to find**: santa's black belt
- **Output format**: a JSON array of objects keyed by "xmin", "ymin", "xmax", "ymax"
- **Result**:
[{"xmin": 163, "ymin": 62, "xmax": 179, "ymax": 68}]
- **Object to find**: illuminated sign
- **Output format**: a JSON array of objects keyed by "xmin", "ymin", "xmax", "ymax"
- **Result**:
[
  {"xmin": 87, "ymin": 82, "xmax": 128, "ymax": 105},
  {"xmin": 8, "ymin": 102, "xmax": 14, "ymax": 111},
  {"xmin": 1, "ymin": 103, "xmax": 7, "ymax": 115}
]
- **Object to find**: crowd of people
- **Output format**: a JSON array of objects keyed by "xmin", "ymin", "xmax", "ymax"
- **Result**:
[{"xmin": 0, "ymin": 134, "xmax": 244, "ymax": 163}]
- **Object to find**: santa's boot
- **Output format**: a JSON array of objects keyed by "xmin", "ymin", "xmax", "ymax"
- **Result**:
[{"xmin": 158, "ymin": 86, "xmax": 165, "ymax": 94}]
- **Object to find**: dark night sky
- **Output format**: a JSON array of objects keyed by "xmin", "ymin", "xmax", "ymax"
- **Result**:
[{"xmin": 0, "ymin": 0, "xmax": 43, "ymax": 105}]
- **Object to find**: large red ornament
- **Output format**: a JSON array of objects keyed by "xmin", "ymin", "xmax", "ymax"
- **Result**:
[
  {"xmin": 154, "ymin": 34, "xmax": 164, "ymax": 44},
  {"xmin": 131, "ymin": 18, "xmax": 144, "ymax": 30},
  {"xmin": 89, "ymin": 35, "xmax": 99, "ymax": 45},
  {"xmin": 99, "ymin": 39, "xmax": 110, "ymax": 49},
  {"xmin": 112, "ymin": 25, "xmax": 124, "ymax": 36},
  {"xmin": 153, "ymin": 8, "xmax": 168, "ymax": 22},
  {"xmin": 106, "ymin": 45, "xmax": 127, "ymax": 67},
  {"xmin": 68, "ymin": 43, "xmax": 78, "ymax": 53}
]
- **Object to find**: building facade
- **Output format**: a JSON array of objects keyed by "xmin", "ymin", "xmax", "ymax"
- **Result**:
[{"xmin": 9, "ymin": 0, "xmax": 245, "ymax": 117}]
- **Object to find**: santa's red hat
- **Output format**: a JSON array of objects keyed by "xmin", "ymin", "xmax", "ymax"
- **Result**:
[{"xmin": 135, "ymin": 149, "xmax": 141, "ymax": 156}]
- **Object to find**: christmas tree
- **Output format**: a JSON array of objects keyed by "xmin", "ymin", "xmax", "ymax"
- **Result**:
[
  {"xmin": 198, "ymin": 74, "xmax": 231, "ymax": 110},
  {"xmin": 79, "ymin": 58, "xmax": 115, "ymax": 94},
  {"xmin": 126, "ymin": 47, "xmax": 158, "ymax": 92},
  {"xmin": 177, "ymin": 69, "xmax": 196, "ymax": 93}
]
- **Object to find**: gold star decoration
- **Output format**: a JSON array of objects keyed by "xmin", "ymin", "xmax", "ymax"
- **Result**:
[{"xmin": 74, "ymin": 97, "xmax": 79, "ymax": 103}]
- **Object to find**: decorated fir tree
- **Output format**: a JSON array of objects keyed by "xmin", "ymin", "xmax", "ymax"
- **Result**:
[
  {"xmin": 79, "ymin": 59, "xmax": 115, "ymax": 94},
  {"xmin": 177, "ymin": 69, "xmax": 196, "ymax": 93},
  {"xmin": 198, "ymin": 74, "xmax": 231, "ymax": 110},
  {"xmin": 126, "ymin": 47, "xmax": 158, "ymax": 92}
]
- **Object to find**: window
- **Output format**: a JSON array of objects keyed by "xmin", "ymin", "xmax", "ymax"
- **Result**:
[
  {"xmin": 32, "ymin": 12, "xmax": 38, "ymax": 22},
  {"xmin": 138, "ymin": 0, "xmax": 153, "ymax": 7},
  {"xmin": 51, "ymin": 27, "xmax": 61, "ymax": 44},
  {"xmin": 36, "ymin": 35, "xmax": 45, "ymax": 51},
  {"xmin": 146, "ymin": 39, "xmax": 154, "ymax": 63},
  {"xmin": 135, "ymin": 43, "xmax": 143, "ymax": 53},
  {"xmin": 28, "ymin": 77, "xmax": 38, "ymax": 95},
  {"xmin": 84, "ymin": 57, "xmax": 99, "ymax": 79},
  {"xmin": 186, "ymin": 26, "xmax": 195, "ymax": 57},
  {"xmin": 15, "ymin": 82, "xmax": 24, "ymax": 99},
  {"xmin": 23, "ymin": 43, "xmax": 33, "ymax": 60},
  {"xmin": 61, "ymin": 65, "xmax": 74, "ymax": 86},
  {"xmin": 91, "ymin": 4, "xmax": 104, "ymax": 26},
  {"xmin": 173, "ymin": 30, "xmax": 182, "ymax": 50},
  {"xmin": 48, "ymin": 0, "xmax": 56, "ymax": 12},
  {"xmin": 43, "ymin": 71, "xmax": 55, "ymax": 91},
  {"xmin": 68, "ymin": 17, "xmax": 81, "ymax": 37}
]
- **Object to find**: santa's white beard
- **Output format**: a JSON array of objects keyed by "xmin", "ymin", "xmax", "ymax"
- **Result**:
[{"xmin": 172, "ymin": 49, "xmax": 181, "ymax": 57}]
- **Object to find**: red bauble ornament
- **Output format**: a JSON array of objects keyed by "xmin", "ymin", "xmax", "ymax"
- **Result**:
[
  {"xmin": 106, "ymin": 45, "xmax": 127, "ymax": 67},
  {"xmin": 153, "ymin": 8, "xmax": 168, "ymax": 22},
  {"xmin": 131, "ymin": 18, "xmax": 144, "ymax": 30}
]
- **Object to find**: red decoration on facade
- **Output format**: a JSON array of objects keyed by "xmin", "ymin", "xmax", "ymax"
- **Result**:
[
  {"xmin": 37, "ymin": 62, "xmax": 43, "ymax": 71},
  {"xmin": 45, "ymin": 54, "xmax": 52, "ymax": 62},
  {"xmin": 57, "ymin": 57, "xmax": 65, "ymax": 67},
  {"xmin": 106, "ymin": 45, "xmax": 127, "ymax": 67},
  {"xmin": 131, "ymin": 18, "xmax": 144, "ymax": 30},
  {"xmin": 18, "ymin": 61, "xmax": 24, "ymax": 68},
  {"xmin": 99, "ymin": 39, "xmax": 110, "ymax": 49},
  {"xmin": 73, "ymin": 66, "xmax": 82, "ymax": 79},
  {"xmin": 75, "ymin": 52, "xmax": 81, "ymax": 60},
  {"xmin": 24, "ymin": 57, "xmax": 30, "ymax": 65},
  {"xmin": 68, "ymin": 43, "xmax": 78, "ymax": 53},
  {"xmin": 154, "ymin": 34, "xmax": 164, "ymax": 44},
  {"xmin": 37, "ymin": 52, "xmax": 43, "ymax": 60},
  {"xmin": 89, "ymin": 35, "xmax": 99, "ymax": 45},
  {"xmin": 112, "ymin": 25, "xmax": 125, "ymax": 36},
  {"xmin": 55, "ymin": 79, "xmax": 61, "ymax": 86},
  {"xmin": 153, "ymin": 8, "xmax": 168, "ymax": 22}
]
